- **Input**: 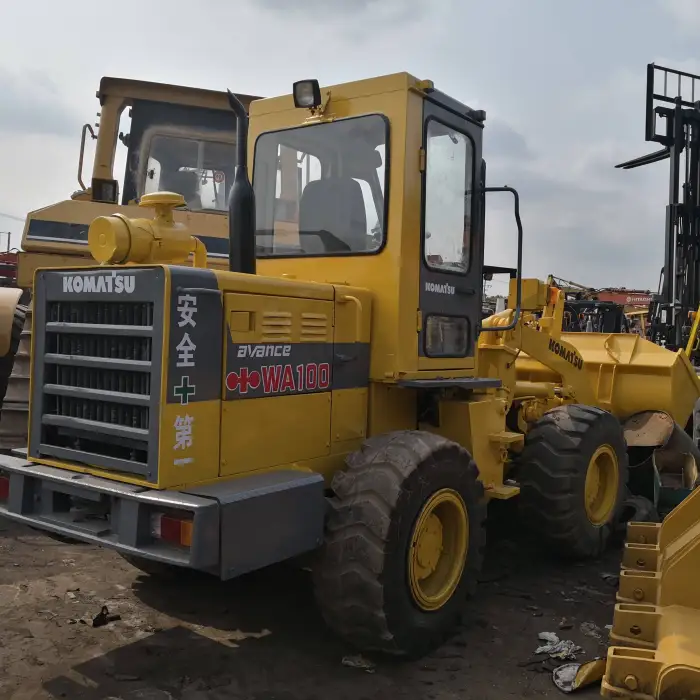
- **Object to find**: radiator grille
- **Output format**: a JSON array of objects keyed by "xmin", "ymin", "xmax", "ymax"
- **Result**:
[{"xmin": 30, "ymin": 270, "xmax": 165, "ymax": 481}]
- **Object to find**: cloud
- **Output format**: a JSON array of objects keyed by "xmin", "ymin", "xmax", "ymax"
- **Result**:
[
  {"xmin": 0, "ymin": 68, "xmax": 79, "ymax": 137},
  {"xmin": 472, "ymin": 61, "xmax": 677, "ymax": 290},
  {"xmin": 249, "ymin": 0, "xmax": 443, "ymax": 43},
  {"xmin": 0, "ymin": 133, "xmax": 78, "ymax": 241},
  {"xmin": 660, "ymin": 0, "xmax": 700, "ymax": 32},
  {"xmin": 254, "ymin": 0, "xmax": 425, "ymax": 21},
  {"xmin": 484, "ymin": 120, "xmax": 533, "ymax": 162},
  {"xmin": 481, "ymin": 118, "xmax": 665, "ymax": 290}
]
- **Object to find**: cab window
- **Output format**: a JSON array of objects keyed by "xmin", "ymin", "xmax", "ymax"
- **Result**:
[
  {"xmin": 141, "ymin": 134, "xmax": 235, "ymax": 212},
  {"xmin": 253, "ymin": 115, "xmax": 388, "ymax": 257},
  {"xmin": 423, "ymin": 120, "xmax": 474, "ymax": 274}
]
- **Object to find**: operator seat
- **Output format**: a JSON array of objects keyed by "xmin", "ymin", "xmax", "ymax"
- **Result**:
[
  {"xmin": 159, "ymin": 170, "xmax": 203, "ymax": 210},
  {"xmin": 298, "ymin": 177, "xmax": 367, "ymax": 254}
]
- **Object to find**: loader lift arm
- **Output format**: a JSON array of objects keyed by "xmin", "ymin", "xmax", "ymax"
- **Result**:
[{"xmin": 480, "ymin": 283, "xmax": 597, "ymax": 406}]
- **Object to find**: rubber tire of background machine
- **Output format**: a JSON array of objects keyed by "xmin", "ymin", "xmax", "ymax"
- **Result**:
[
  {"xmin": 619, "ymin": 493, "xmax": 660, "ymax": 527},
  {"xmin": 312, "ymin": 430, "xmax": 486, "ymax": 658},
  {"xmin": 518, "ymin": 404, "xmax": 629, "ymax": 560},
  {"xmin": 0, "ymin": 303, "xmax": 26, "ymax": 411}
]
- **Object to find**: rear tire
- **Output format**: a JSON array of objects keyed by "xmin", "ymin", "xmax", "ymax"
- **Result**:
[
  {"xmin": 312, "ymin": 430, "xmax": 486, "ymax": 658},
  {"xmin": 519, "ymin": 404, "xmax": 628, "ymax": 559}
]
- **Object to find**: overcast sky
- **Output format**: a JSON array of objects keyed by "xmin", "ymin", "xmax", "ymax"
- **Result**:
[{"xmin": 1, "ymin": 0, "xmax": 699, "ymax": 293}]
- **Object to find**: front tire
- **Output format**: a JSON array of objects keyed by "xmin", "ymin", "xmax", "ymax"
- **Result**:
[
  {"xmin": 519, "ymin": 404, "xmax": 628, "ymax": 559},
  {"xmin": 312, "ymin": 430, "xmax": 486, "ymax": 658}
]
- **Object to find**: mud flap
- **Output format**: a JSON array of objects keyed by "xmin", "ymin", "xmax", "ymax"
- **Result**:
[{"xmin": 601, "ymin": 485, "xmax": 700, "ymax": 698}]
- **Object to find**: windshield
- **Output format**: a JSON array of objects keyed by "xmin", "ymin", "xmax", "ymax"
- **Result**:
[
  {"xmin": 141, "ymin": 133, "xmax": 236, "ymax": 212},
  {"xmin": 253, "ymin": 115, "xmax": 388, "ymax": 257}
]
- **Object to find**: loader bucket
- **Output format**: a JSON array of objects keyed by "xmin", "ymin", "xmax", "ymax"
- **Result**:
[
  {"xmin": 601, "ymin": 485, "xmax": 700, "ymax": 698},
  {"xmin": 516, "ymin": 332, "xmax": 700, "ymax": 429}
]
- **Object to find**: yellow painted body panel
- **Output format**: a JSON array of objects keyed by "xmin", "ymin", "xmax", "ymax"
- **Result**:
[
  {"xmin": 212, "ymin": 269, "xmax": 335, "ymax": 302},
  {"xmin": 423, "ymin": 396, "xmax": 512, "ymax": 493},
  {"xmin": 331, "ymin": 388, "xmax": 368, "ymax": 445},
  {"xmin": 221, "ymin": 393, "xmax": 332, "ymax": 475},
  {"xmin": 224, "ymin": 292, "xmax": 334, "ymax": 342},
  {"xmin": 220, "ymin": 288, "xmax": 334, "ymax": 476},
  {"xmin": 215, "ymin": 272, "xmax": 372, "ymax": 480},
  {"xmin": 18, "ymin": 251, "xmax": 104, "ymax": 288},
  {"xmin": 25, "ymin": 456, "xmax": 154, "ymax": 487},
  {"xmin": 368, "ymin": 383, "xmax": 417, "ymax": 436}
]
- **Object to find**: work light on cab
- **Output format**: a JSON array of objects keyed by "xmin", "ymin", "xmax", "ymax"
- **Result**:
[{"xmin": 293, "ymin": 79, "xmax": 321, "ymax": 109}]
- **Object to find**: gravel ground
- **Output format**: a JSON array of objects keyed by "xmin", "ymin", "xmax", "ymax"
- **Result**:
[{"xmin": 0, "ymin": 502, "xmax": 622, "ymax": 700}]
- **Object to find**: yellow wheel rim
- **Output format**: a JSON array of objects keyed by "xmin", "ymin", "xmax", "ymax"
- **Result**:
[
  {"xmin": 408, "ymin": 488, "xmax": 469, "ymax": 611},
  {"xmin": 584, "ymin": 444, "xmax": 619, "ymax": 525}
]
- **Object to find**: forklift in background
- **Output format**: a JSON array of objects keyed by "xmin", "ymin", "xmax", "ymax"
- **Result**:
[
  {"xmin": 617, "ymin": 63, "xmax": 700, "ymax": 363},
  {"xmin": 546, "ymin": 274, "xmax": 630, "ymax": 334}
]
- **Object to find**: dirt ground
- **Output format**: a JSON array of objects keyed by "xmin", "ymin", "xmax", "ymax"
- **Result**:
[{"xmin": 0, "ymin": 502, "xmax": 622, "ymax": 700}]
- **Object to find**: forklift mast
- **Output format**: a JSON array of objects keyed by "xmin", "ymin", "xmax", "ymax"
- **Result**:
[{"xmin": 617, "ymin": 63, "xmax": 700, "ymax": 355}]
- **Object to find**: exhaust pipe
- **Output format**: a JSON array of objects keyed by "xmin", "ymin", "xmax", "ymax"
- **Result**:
[{"xmin": 226, "ymin": 90, "xmax": 256, "ymax": 275}]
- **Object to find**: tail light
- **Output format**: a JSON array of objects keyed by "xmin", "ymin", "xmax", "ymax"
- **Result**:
[{"xmin": 150, "ymin": 512, "xmax": 193, "ymax": 547}]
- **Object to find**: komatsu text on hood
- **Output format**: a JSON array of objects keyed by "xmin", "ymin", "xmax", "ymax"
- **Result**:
[{"xmin": 62, "ymin": 272, "xmax": 136, "ymax": 295}]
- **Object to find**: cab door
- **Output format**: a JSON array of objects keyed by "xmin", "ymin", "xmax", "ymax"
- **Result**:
[{"xmin": 418, "ymin": 97, "xmax": 485, "ymax": 370}]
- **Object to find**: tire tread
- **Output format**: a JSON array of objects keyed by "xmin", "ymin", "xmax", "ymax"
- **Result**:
[
  {"xmin": 313, "ymin": 430, "xmax": 486, "ymax": 656},
  {"xmin": 518, "ymin": 404, "xmax": 628, "ymax": 559}
]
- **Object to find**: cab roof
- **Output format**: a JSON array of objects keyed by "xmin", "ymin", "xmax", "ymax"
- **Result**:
[
  {"xmin": 97, "ymin": 76, "xmax": 263, "ymax": 112},
  {"xmin": 249, "ymin": 72, "xmax": 422, "ymax": 117},
  {"xmin": 248, "ymin": 71, "xmax": 484, "ymax": 123}
]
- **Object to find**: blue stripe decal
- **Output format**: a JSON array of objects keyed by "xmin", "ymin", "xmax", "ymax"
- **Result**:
[{"xmin": 27, "ymin": 219, "xmax": 230, "ymax": 257}]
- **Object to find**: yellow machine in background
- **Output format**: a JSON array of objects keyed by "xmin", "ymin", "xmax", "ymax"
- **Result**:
[
  {"xmin": 17, "ymin": 76, "xmax": 261, "ymax": 283},
  {"xmin": 0, "ymin": 74, "xmax": 698, "ymax": 693},
  {"xmin": 0, "ymin": 77, "xmax": 261, "ymax": 448}
]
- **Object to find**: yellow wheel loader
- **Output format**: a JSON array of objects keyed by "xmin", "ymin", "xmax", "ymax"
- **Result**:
[
  {"xmin": 0, "ymin": 74, "xmax": 697, "ymax": 692},
  {"xmin": 0, "ymin": 77, "xmax": 260, "ymax": 448}
]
